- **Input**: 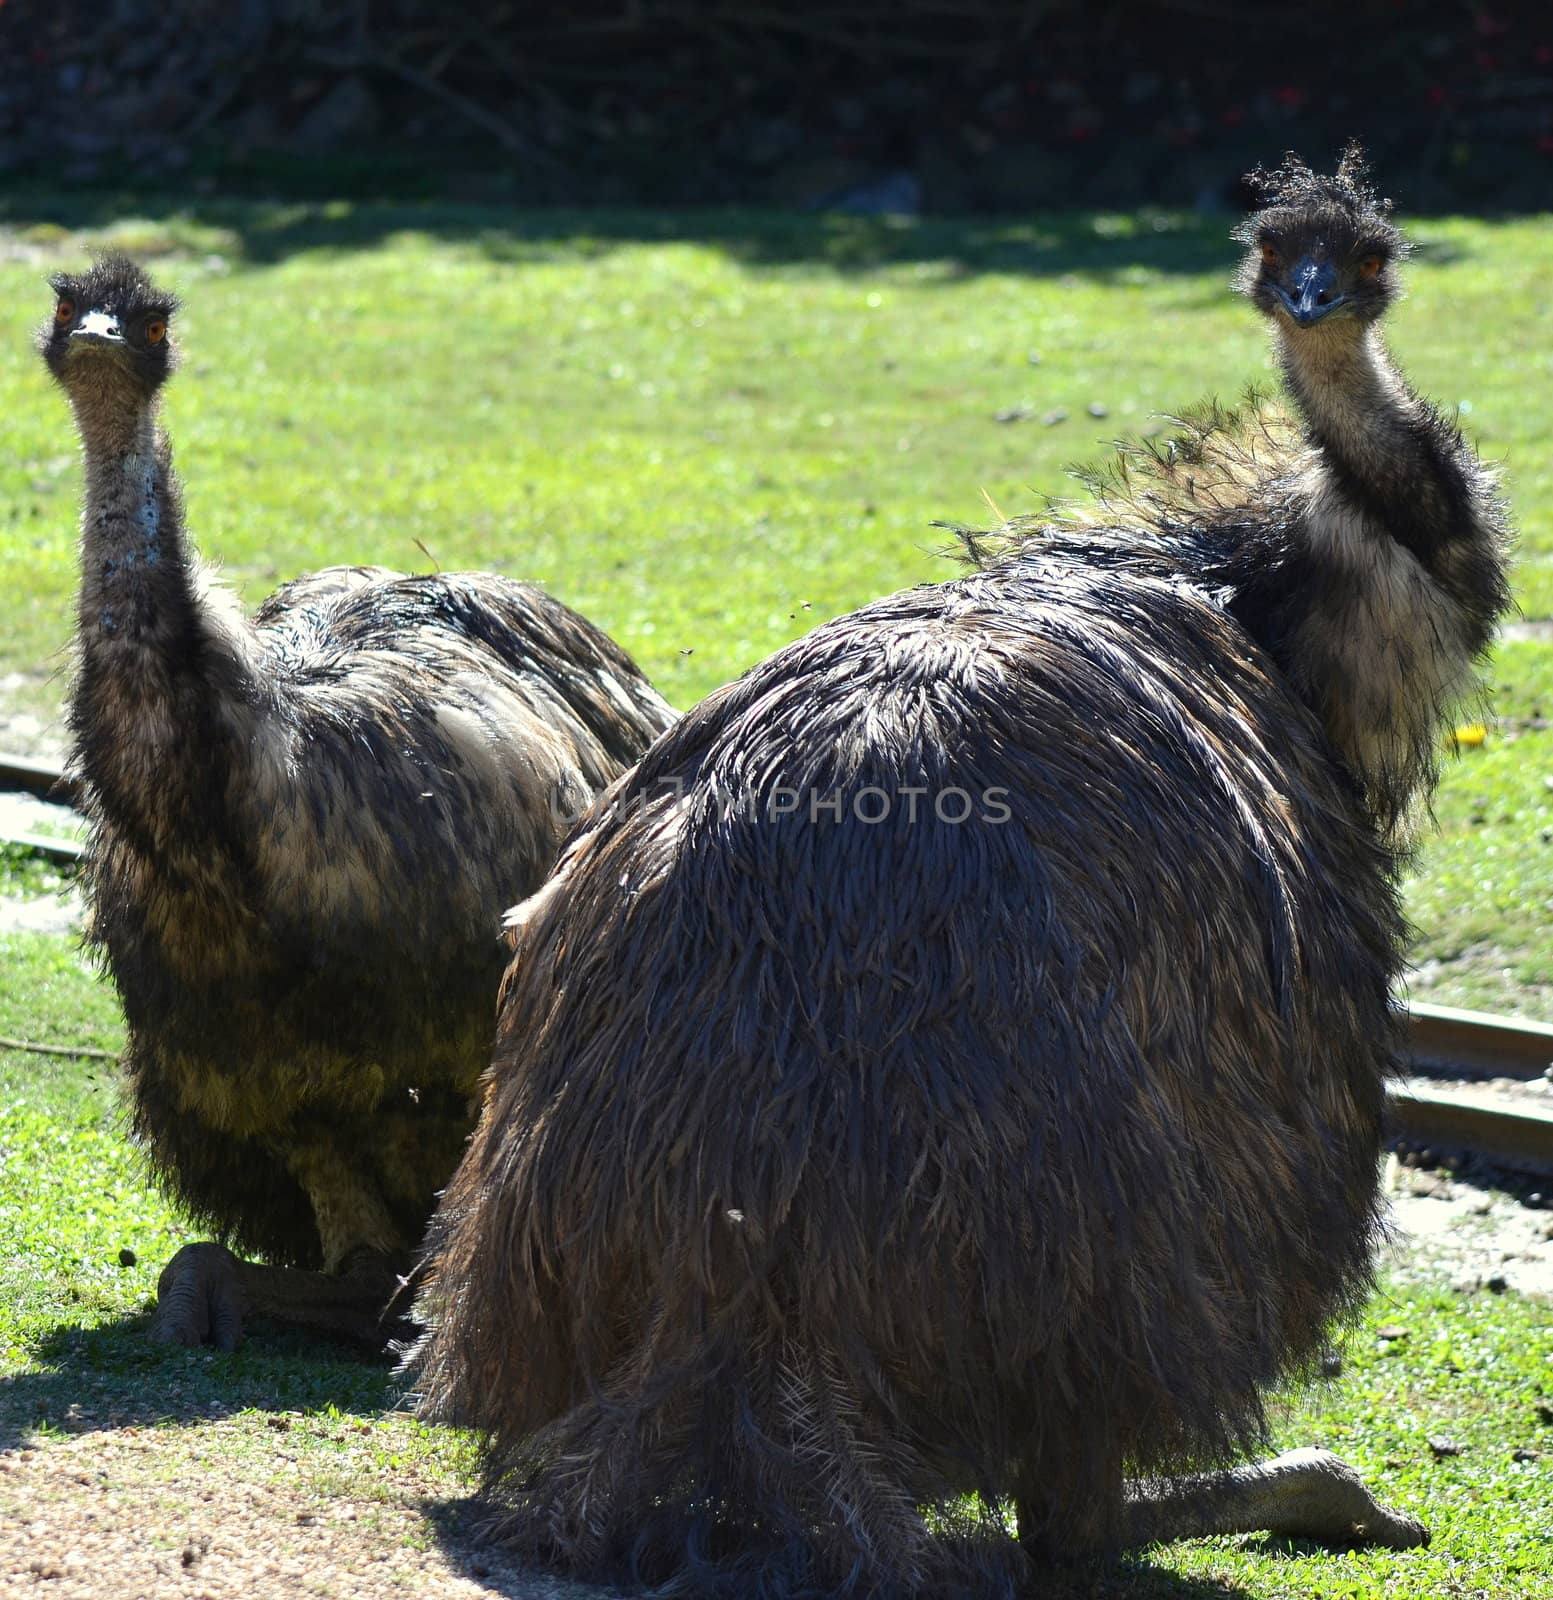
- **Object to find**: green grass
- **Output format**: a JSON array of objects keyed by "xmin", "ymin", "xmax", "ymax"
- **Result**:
[
  {"xmin": 1, "ymin": 196, "xmax": 1550, "ymax": 1002},
  {"xmin": 1, "ymin": 932, "xmax": 1548, "ymax": 1595},
  {"xmin": 0, "ymin": 930, "xmax": 470, "ymax": 1511},
  {"xmin": 0, "ymin": 197, "xmax": 1550, "ymax": 1594}
]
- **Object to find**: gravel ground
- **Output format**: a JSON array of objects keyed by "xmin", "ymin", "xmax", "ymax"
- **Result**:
[
  {"xmin": 0, "ymin": 683, "xmax": 64, "ymax": 762},
  {"xmin": 0, "ymin": 1422, "xmax": 614, "ymax": 1599},
  {"xmin": 0, "ymin": 1170, "xmax": 1545, "ymax": 1599},
  {"xmin": 1385, "ymin": 1158, "xmax": 1553, "ymax": 1299}
]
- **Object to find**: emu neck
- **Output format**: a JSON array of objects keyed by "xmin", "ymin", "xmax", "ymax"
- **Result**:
[
  {"xmin": 72, "ymin": 394, "xmax": 191, "ymax": 644},
  {"xmin": 1275, "ymin": 323, "xmax": 1451, "ymax": 570},
  {"xmin": 65, "ymin": 377, "xmax": 252, "ymax": 858},
  {"xmin": 1268, "ymin": 320, "xmax": 1504, "ymax": 835}
]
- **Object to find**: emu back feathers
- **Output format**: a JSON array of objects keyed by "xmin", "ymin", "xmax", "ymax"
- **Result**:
[
  {"xmin": 85, "ymin": 565, "xmax": 673, "ymax": 1268},
  {"xmin": 412, "ymin": 547, "xmax": 1402, "ymax": 1594}
]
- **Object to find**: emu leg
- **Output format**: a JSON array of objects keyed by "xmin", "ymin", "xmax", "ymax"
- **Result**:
[
  {"xmin": 1120, "ymin": 1448, "xmax": 1429, "ymax": 1551},
  {"xmin": 284, "ymin": 1141, "xmax": 403, "ymax": 1271},
  {"xmin": 148, "ymin": 1241, "xmax": 415, "ymax": 1351},
  {"xmin": 1014, "ymin": 1433, "xmax": 1125, "ymax": 1558}
]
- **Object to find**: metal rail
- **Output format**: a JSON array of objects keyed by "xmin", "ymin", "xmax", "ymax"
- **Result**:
[
  {"xmin": 0, "ymin": 829, "xmax": 84, "ymax": 865},
  {"xmin": 1407, "ymin": 1001, "xmax": 1553, "ymax": 1082},
  {"xmin": 0, "ymin": 753, "xmax": 78, "ymax": 807},
  {"xmin": 1396, "ymin": 1003, "xmax": 1553, "ymax": 1171},
  {"xmin": 0, "ymin": 753, "xmax": 83, "ymax": 867},
  {"xmin": 1389, "ymin": 1077, "xmax": 1553, "ymax": 1173}
]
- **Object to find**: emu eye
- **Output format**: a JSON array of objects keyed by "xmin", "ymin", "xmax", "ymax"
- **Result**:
[
  {"xmin": 54, "ymin": 299, "xmax": 74, "ymax": 324},
  {"xmin": 1358, "ymin": 255, "xmax": 1383, "ymax": 281},
  {"xmin": 145, "ymin": 318, "xmax": 167, "ymax": 345},
  {"xmin": 1260, "ymin": 242, "xmax": 1281, "ymax": 270}
]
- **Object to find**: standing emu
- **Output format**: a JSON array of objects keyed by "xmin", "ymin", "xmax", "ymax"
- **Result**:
[
  {"xmin": 39, "ymin": 257, "xmax": 674, "ymax": 1349},
  {"xmin": 410, "ymin": 151, "xmax": 1511, "ymax": 1593}
]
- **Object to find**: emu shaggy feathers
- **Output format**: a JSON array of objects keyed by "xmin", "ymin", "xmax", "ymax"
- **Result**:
[
  {"xmin": 44, "ymin": 257, "xmax": 675, "ymax": 1274},
  {"xmin": 965, "ymin": 387, "xmax": 1508, "ymax": 838},
  {"xmin": 98, "ymin": 564, "xmax": 673, "ymax": 1269},
  {"xmin": 416, "ymin": 560, "xmax": 1402, "ymax": 1594},
  {"xmin": 410, "ymin": 155, "xmax": 1511, "ymax": 1595}
]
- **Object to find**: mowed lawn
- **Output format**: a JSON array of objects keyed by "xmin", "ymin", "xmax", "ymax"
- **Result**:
[
  {"xmin": 1, "ymin": 198, "xmax": 1552, "ymax": 1004},
  {"xmin": 0, "ymin": 197, "xmax": 1550, "ymax": 1597}
]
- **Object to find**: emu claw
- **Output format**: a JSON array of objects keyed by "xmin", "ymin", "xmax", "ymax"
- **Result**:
[
  {"xmin": 1276, "ymin": 1448, "xmax": 1431, "ymax": 1550},
  {"xmin": 148, "ymin": 1241, "xmax": 246, "ymax": 1351}
]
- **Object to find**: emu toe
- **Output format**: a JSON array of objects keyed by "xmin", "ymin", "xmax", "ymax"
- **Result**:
[
  {"xmin": 1258, "ymin": 1447, "xmax": 1431, "ymax": 1550},
  {"xmin": 148, "ymin": 1241, "xmax": 246, "ymax": 1351},
  {"xmin": 1121, "ymin": 1446, "xmax": 1430, "ymax": 1551}
]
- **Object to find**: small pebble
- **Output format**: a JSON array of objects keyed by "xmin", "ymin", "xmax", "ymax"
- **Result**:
[
  {"xmin": 1528, "ymin": 1192, "xmax": 1546, "ymax": 1210},
  {"xmin": 1042, "ymin": 407, "xmax": 1069, "ymax": 427},
  {"xmin": 1428, "ymin": 1436, "xmax": 1465, "ymax": 1459},
  {"xmin": 1512, "ymin": 1447, "xmax": 1541, "ymax": 1462},
  {"xmin": 117, "ymin": 1247, "xmax": 136, "ymax": 1268},
  {"xmin": 1376, "ymin": 1323, "xmax": 1409, "ymax": 1342},
  {"xmin": 1087, "ymin": 401, "xmax": 1109, "ymax": 418},
  {"xmin": 296, "ymin": 1512, "xmax": 317, "ymax": 1526}
]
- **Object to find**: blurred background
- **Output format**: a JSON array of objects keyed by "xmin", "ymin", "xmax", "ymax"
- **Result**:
[{"xmin": 4, "ymin": 0, "xmax": 1552, "ymax": 211}]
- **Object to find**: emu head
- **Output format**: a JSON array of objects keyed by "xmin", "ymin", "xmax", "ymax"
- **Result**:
[
  {"xmin": 1233, "ymin": 146, "xmax": 1406, "ymax": 331},
  {"xmin": 40, "ymin": 256, "xmax": 178, "ymax": 404}
]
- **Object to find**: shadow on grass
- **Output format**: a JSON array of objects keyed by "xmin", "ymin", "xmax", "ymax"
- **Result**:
[
  {"xmin": 419, "ymin": 1492, "xmax": 1256, "ymax": 1600},
  {"xmin": 0, "ymin": 185, "xmax": 1274, "ymax": 282},
  {"xmin": 0, "ymin": 1312, "xmax": 402, "ymax": 1452}
]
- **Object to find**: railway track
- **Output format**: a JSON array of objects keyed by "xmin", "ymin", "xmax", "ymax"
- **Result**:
[
  {"xmin": 1396, "ymin": 1004, "xmax": 1553, "ymax": 1174},
  {"xmin": 0, "ymin": 752, "xmax": 82, "ymax": 864},
  {"xmin": 1, "ymin": 752, "xmax": 1551, "ymax": 1168}
]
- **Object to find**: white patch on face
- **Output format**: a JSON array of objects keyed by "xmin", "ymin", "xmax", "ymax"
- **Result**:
[{"xmin": 74, "ymin": 309, "xmax": 122, "ymax": 340}]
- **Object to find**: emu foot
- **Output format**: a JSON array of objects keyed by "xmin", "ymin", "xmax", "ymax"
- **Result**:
[
  {"xmin": 149, "ymin": 1242, "xmax": 246, "ymax": 1350},
  {"xmin": 1122, "ymin": 1447, "xmax": 1430, "ymax": 1551},
  {"xmin": 148, "ymin": 1242, "xmax": 416, "ymax": 1353}
]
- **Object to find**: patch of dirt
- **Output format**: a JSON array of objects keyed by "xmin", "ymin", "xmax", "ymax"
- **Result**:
[
  {"xmin": 0, "ymin": 889, "xmax": 83, "ymax": 937},
  {"xmin": 1384, "ymin": 1161, "xmax": 1553, "ymax": 1299},
  {"xmin": 1, "ymin": 1182, "xmax": 1545, "ymax": 1599},
  {"xmin": 0, "ymin": 676, "xmax": 66, "ymax": 761},
  {"xmin": 0, "ymin": 1422, "xmax": 615, "ymax": 1599}
]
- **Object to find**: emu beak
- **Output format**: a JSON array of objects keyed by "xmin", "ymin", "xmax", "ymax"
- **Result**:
[
  {"xmin": 1277, "ymin": 258, "xmax": 1344, "ymax": 327},
  {"xmin": 69, "ymin": 309, "xmax": 125, "ymax": 348}
]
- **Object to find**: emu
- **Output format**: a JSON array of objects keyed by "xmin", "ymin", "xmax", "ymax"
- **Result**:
[
  {"xmin": 410, "ymin": 151, "xmax": 1511, "ymax": 1594},
  {"xmin": 39, "ymin": 257, "xmax": 674, "ymax": 1350}
]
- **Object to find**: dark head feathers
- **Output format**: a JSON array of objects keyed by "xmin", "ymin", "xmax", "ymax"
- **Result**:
[
  {"xmin": 1241, "ymin": 143, "xmax": 1407, "ymax": 278},
  {"xmin": 48, "ymin": 254, "xmax": 179, "ymax": 322},
  {"xmin": 40, "ymin": 254, "xmax": 180, "ymax": 395},
  {"xmin": 1232, "ymin": 144, "xmax": 1406, "ymax": 255},
  {"xmin": 1243, "ymin": 144, "xmax": 1390, "ymax": 217}
]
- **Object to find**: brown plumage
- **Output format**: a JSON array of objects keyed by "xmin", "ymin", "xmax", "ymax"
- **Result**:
[
  {"xmin": 409, "ymin": 151, "xmax": 1509, "ymax": 1593},
  {"xmin": 39, "ymin": 257, "xmax": 674, "ymax": 1342}
]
